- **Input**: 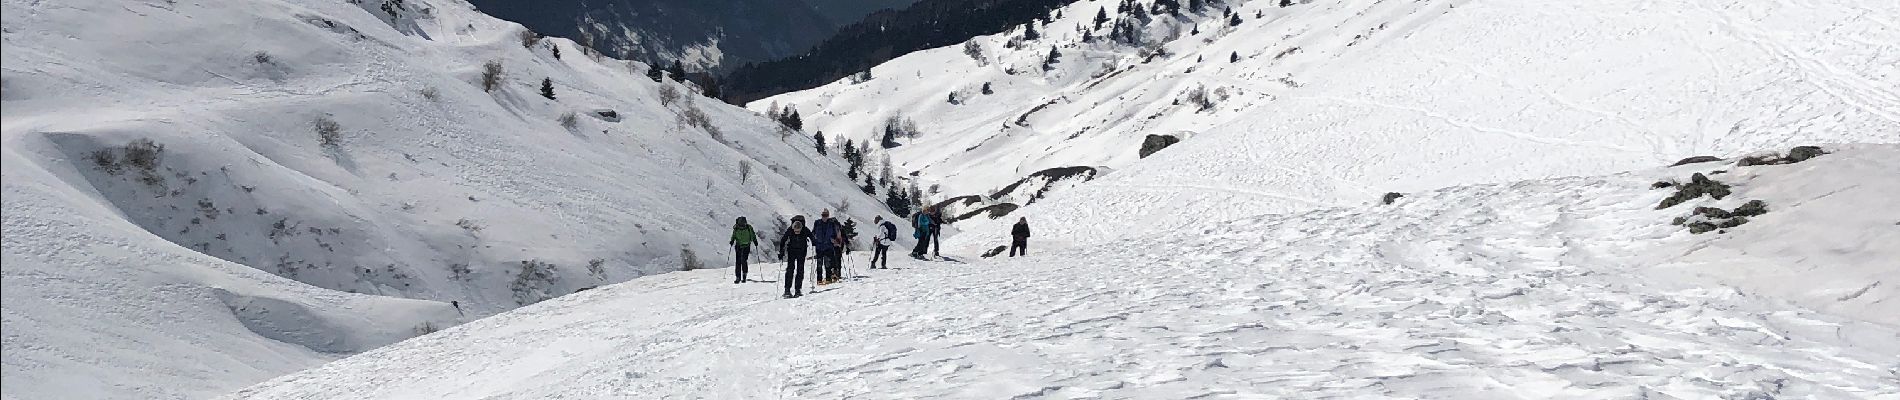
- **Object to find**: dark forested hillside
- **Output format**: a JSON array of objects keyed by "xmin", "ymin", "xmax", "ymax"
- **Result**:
[
  {"xmin": 466, "ymin": 0, "xmax": 838, "ymax": 72},
  {"xmin": 721, "ymin": 0, "xmax": 1079, "ymax": 104}
]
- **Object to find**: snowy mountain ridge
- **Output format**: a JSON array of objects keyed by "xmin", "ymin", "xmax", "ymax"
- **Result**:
[
  {"xmin": 758, "ymin": 0, "xmax": 1900, "ymax": 243},
  {"xmin": 1, "ymin": 0, "xmax": 891, "ymax": 398}
]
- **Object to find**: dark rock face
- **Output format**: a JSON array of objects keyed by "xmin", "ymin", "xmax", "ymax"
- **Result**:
[
  {"xmin": 1660, "ymin": 173, "xmax": 1768, "ymax": 234},
  {"xmin": 1738, "ymin": 145, "xmax": 1828, "ymax": 167},
  {"xmin": 1381, "ymin": 192, "xmax": 1404, "ymax": 205},
  {"xmin": 1657, "ymin": 173, "xmax": 1732, "ymax": 209},
  {"xmin": 988, "ymin": 166, "xmax": 1101, "ymax": 205},
  {"xmin": 1670, "ymin": 155, "xmax": 1723, "ymax": 166},
  {"xmin": 1138, "ymin": 134, "xmax": 1181, "ymax": 158},
  {"xmin": 1787, "ymin": 146, "xmax": 1826, "ymax": 163}
]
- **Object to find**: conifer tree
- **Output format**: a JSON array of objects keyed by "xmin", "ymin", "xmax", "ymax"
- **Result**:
[
  {"xmin": 646, "ymin": 63, "xmax": 665, "ymax": 82},
  {"xmin": 1094, "ymin": 7, "xmax": 1110, "ymax": 29},
  {"xmin": 539, "ymin": 78, "xmax": 556, "ymax": 99},
  {"xmin": 1229, "ymin": 13, "xmax": 1243, "ymax": 26},
  {"xmin": 1024, "ymin": 22, "xmax": 1040, "ymax": 41},
  {"xmin": 1231, "ymin": 51, "xmax": 1241, "ymax": 63},
  {"xmin": 814, "ymin": 131, "xmax": 828, "ymax": 155}
]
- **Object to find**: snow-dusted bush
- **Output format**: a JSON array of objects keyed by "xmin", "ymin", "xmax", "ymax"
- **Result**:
[
  {"xmin": 448, "ymin": 263, "xmax": 471, "ymax": 280},
  {"xmin": 558, "ymin": 111, "xmax": 579, "ymax": 131},
  {"xmin": 962, "ymin": 41, "xmax": 986, "ymax": 65},
  {"xmin": 511, "ymin": 260, "xmax": 560, "ymax": 305},
  {"xmin": 88, "ymin": 149, "xmax": 121, "ymax": 175},
  {"xmin": 1182, "ymin": 84, "xmax": 1215, "ymax": 112},
  {"xmin": 739, "ymin": 161, "xmax": 753, "ymax": 183},
  {"xmin": 680, "ymin": 102, "xmax": 721, "ymax": 142},
  {"xmin": 418, "ymin": 86, "xmax": 439, "ymax": 102},
  {"xmin": 314, "ymin": 115, "xmax": 342, "ymax": 147},
  {"xmin": 679, "ymin": 246, "xmax": 703, "ymax": 271},
  {"xmin": 587, "ymin": 259, "xmax": 607, "ymax": 281},
  {"xmin": 657, "ymin": 84, "xmax": 681, "ymax": 106},
  {"xmin": 481, "ymin": 60, "xmax": 503, "ymax": 92},
  {"xmin": 516, "ymin": 29, "xmax": 539, "ymax": 48},
  {"xmin": 455, "ymin": 218, "xmax": 482, "ymax": 233}
]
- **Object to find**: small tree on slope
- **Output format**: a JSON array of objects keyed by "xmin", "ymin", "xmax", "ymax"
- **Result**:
[{"xmin": 540, "ymin": 78, "xmax": 556, "ymax": 100}]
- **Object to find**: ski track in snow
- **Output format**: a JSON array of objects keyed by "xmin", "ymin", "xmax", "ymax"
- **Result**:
[{"xmin": 230, "ymin": 152, "xmax": 1900, "ymax": 399}]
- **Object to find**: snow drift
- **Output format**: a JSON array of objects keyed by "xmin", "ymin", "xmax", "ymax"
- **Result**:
[
  {"xmin": 761, "ymin": 0, "xmax": 1899, "ymax": 236},
  {"xmin": 227, "ymin": 144, "xmax": 1900, "ymax": 399},
  {"xmin": 1, "ymin": 0, "xmax": 887, "ymax": 398}
]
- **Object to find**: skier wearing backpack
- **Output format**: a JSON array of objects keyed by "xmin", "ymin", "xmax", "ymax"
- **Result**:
[
  {"xmin": 871, "ymin": 216, "xmax": 897, "ymax": 269},
  {"xmin": 929, "ymin": 208, "xmax": 946, "ymax": 257},
  {"xmin": 780, "ymin": 216, "xmax": 813, "ymax": 298},
  {"xmin": 811, "ymin": 210, "xmax": 845, "ymax": 285},
  {"xmin": 730, "ymin": 217, "xmax": 759, "ymax": 283},
  {"xmin": 1009, "ymin": 217, "xmax": 1030, "ymax": 257},
  {"xmin": 839, "ymin": 219, "xmax": 858, "ymax": 278},
  {"xmin": 910, "ymin": 208, "xmax": 935, "ymax": 259}
]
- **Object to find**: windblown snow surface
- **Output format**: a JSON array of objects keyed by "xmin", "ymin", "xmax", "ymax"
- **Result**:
[
  {"xmin": 232, "ymin": 145, "xmax": 1898, "ymax": 399},
  {"xmin": 1, "ymin": 0, "xmax": 889, "ymax": 398},
  {"xmin": 758, "ymin": 0, "xmax": 1900, "ymax": 221}
]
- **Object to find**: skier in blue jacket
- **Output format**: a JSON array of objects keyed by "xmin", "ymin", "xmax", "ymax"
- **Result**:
[
  {"xmin": 811, "ymin": 209, "xmax": 844, "ymax": 285},
  {"xmin": 910, "ymin": 208, "xmax": 935, "ymax": 259}
]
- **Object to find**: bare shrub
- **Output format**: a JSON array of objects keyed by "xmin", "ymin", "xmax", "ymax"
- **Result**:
[
  {"xmin": 558, "ymin": 111, "xmax": 579, "ymax": 131},
  {"xmin": 481, "ymin": 60, "xmax": 503, "ymax": 92},
  {"xmin": 962, "ymin": 41, "xmax": 985, "ymax": 65},
  {"xmin": 448, "ymin": 263, "xmax": 471, "ymax": 280},
  {"xmin": 418, "ymin": 86, "xmax": 440, "ymax": 101},
  {"xmin": 89, "ymin": 149, "xmax": 123, "ymax": 175},
  {"xmin": 680, "ymin": 103, "xmax": 721, "ymax": 142},
  {"xmin": 739, "ymin": 161, "xmax": 753, "ymax": 183},
  {"xmin": 252, "ymin": 51, "xmax": 273, "ymax": 65},
  {"xmin": 680, "ymin": 246, "xmax": 703, "ymax": 271},
  {"xmin": 517, "ymin": 29, "xmax": 539, "ymax": 48},
  {"xmin": 455, "ymin": 218, "xmax": 483, "ymax": 233},
  {"xmin": 1182, "ymin": 85, "xmax": 1215, "ymax": 112},
  {"xmin": 413, "ymin": 321, "xmax": 439, "ymax": 336},
  {"xmin": 511, "ymin": 260, "xmax": 559, "ymax": 305},
  {"xmin": 313, "ymin": 115, "xmax": 342, "ymax": 147},
  {"xmin": 656, "ymin": 84, "xmax": 681, "ymax": 106},
  {"xmin": 122, "ymin": 139, "xmax": 164, "ymax": 172},
  {"xmin": 587, "ymin": 258, "xmax": 606, "ymax": 281}
]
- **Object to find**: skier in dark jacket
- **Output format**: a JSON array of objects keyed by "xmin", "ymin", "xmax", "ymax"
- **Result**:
[
  {"xmin": 811, "ymin": 210, "xmax": 844, "ymax": 285},
  {"xmin": 871, "ymin": 216, "xmax": 897, "ymax": 269},
  {"xmin": 731, "ymin": 217, "xmax": 759, "ymax": 283},
  {"xmin": 929, "ymin": 208, "xmax": 946, "ymax": 257},
  {"xmin": 910, "ymin": 209, "xmax": 935, "ymax": 259},
  {"xmin": 780, "ymin": 216, "xmax": 813, "ymax": 297},
  {"xmin": 1009, "ymin": 217, "xmax": 1030, "ymax": 257}
]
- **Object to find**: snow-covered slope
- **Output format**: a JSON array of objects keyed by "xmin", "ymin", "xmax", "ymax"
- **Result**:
[
  {"xmin": 229, "ymin": 145, "xmax": 1899, "ymax": 399},
  {"xmin": 757, "ymin": 0, "xmax": 1899, "ymax": 229},
  {"xmin": 2, "ymin": 0, "xmax": 889, "ymax": 398}
]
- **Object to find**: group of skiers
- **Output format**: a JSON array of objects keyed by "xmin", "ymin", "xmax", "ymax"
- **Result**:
[{"xmin": 727, "ymin": 207, "xmax": 1030, "ymax": 298}]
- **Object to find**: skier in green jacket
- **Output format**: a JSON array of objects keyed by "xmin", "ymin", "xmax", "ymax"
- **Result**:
[{"xmin": 730, "ymin": 217, "xmax": 759, "ymax": 284}]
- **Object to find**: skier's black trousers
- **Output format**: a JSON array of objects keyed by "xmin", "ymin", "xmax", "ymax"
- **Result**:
[
  {"xmin": 1009, "ymin": 238, "xmax": 1027, "ymax": 257},
  {"xmin": 870, "ymin": 244, "xmax": 889, "ymax": 268},
  {"xmin": 783, "ymin": 249, "xmax": 807, "ymax": 294},
  {"xmin": 734, "ymin": 245, "xmax": 751, "ymax": 281}
]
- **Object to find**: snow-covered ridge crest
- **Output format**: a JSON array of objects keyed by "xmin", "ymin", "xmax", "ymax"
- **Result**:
[
  {"xmin": 761, "ymin": 0, "xmax": 1899, "ymax": 239},
  {"xmin": 2, "ymin": 0, "xmax": 888, "ymax": 398}
]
